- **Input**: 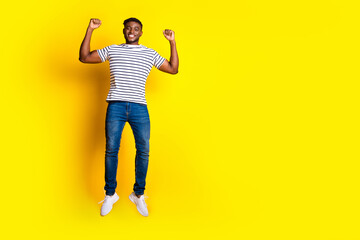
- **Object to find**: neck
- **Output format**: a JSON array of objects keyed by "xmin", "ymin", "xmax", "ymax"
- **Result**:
[{"xmin": 125, "ymin": 41, "xmax": 139, "ymax": 45}]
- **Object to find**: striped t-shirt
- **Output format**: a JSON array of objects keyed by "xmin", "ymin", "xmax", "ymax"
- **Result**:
[{"xmin": 97, "ymin": 44, "xmax": 166, "ymax": 105}]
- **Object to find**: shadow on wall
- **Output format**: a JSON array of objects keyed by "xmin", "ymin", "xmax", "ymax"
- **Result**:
[{"xmin": 41, "ymin": 34, "xmax": 110, "ymax": 201}]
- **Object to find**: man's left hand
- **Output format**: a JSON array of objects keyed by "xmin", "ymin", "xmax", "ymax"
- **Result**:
[{"xmin": 163, "ymin": 29, "xmax": 175, "ymax": 41}]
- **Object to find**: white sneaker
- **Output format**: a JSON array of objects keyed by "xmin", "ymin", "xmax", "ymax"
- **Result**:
[
  {"xmin": 129, "ymin": 192, "xmax": 149, "ymax": 217},
  {"xmin": 99, "ymin": 192, "xmax": 119, "ymax": 216}
]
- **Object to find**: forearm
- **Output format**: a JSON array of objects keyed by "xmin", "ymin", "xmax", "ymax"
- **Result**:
[
  {"xmin": 169, "ymin": 40, "xmax": 179, "ymax": 74},
  {"xmin": 79, "ymin": 27, "xmax": 94, "ymax": 61}
]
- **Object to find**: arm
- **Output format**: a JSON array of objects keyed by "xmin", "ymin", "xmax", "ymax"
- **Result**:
[
  {"xmin": 159, "ymin": 29, "xmax": 179, "ymax": 74},
  {"xmin": 79, "ymin": 18, "xmax": 102, "ymax": 63}
]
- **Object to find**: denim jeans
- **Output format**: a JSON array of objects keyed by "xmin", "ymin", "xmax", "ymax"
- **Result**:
[{"xmin": 104, "ymin": 101, "xmax": 150, "ymax": 196}]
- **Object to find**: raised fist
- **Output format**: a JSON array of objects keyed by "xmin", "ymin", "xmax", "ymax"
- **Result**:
[
  {"xmin": 163, "ymin": 29, "xmax": 175, "ymax": 41},
  {"xmin": 89, "ymin": 18, "xmax": 102, "ymax": 30}
]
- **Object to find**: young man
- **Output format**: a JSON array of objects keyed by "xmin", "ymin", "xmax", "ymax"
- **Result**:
[{"xmin": 79, "ymin": 18, "xmax": 179, "ymax": 217}]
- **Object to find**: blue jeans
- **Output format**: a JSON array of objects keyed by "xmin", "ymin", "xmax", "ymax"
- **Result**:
[{"xmin": 104, "ymin": 101, "xmax": 150, "ymax": 196}]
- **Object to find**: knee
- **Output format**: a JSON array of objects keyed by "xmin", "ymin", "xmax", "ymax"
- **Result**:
[
  {"xmin": 106, "ymin": 141, "xmax": 120, "ymax": 156},
  {"xmin": 136, "ymin": 140, "xmax": 149, "ymax": 155}
]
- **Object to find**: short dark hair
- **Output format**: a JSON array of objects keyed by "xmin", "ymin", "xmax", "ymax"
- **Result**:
[{"xmin": 123, "ymin": 18, "xmax": 143, "ymax": 29}]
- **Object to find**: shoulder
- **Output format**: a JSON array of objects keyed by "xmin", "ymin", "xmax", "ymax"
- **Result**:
[
  {"xmin": 99, "ymin": 44, "xmax": 118, "ymax": 51},
  {"xmin": 139, "ymin": 45, "xmax": 154, "ymax": 51},
  {"xmin": 109, "ymin": 44, "xmax": 121, "ymax": 49},
  {"xmin": 140, "ymin": 45, "xmax": 160, "ymax": 55}
]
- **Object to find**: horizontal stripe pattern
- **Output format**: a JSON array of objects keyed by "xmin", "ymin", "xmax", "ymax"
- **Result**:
[{"xmin": 97, "ymin": 44, "xmax": 166, "ymax": 105}]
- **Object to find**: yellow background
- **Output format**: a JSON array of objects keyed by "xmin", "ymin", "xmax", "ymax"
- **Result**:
[{"xmin": 1, "ymin": 0, "xmax": 359, "ymax": 239}]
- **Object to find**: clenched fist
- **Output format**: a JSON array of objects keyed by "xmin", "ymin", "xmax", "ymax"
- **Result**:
[
  {"xmin": 163, "ymin": 29, "xmax": 175, "ymax": 41},
  {"xmin": 89, "ymin": 18, "xmax": 102, "ymax": 30}
]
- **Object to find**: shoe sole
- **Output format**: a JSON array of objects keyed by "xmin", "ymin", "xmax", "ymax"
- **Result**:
[
  {"xmin": 129, "ymin": 193, "xmax": 148, "ymax": 217},
  {"xmin": 100, "ymin": 194, "xmax": 119, "ymax": 216}
]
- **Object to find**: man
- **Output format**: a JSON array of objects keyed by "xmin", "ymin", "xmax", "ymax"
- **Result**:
[{"xmin": 79, "ymin": 18, "xmax": 179, "ymax": 217}]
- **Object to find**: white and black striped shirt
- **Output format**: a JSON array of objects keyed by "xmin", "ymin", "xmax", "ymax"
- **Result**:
[{"xmin": 97, "ymin": 44, "xmax": 166, "ymax": 105}]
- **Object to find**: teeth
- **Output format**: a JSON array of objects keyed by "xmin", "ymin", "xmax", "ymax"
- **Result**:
[{"xmin": 129, "ymin": 35, "xmax": 134, "ymax": 37}]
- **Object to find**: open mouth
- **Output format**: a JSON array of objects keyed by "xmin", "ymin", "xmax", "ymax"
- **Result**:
[{"xmin": 128, "ymin": 34, "xmax": 135, "ymax": 38}]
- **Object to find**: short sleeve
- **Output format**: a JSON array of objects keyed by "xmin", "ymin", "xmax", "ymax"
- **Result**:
[
  {"xmin": 97, "ymin": 45, "xmax": 112, "ymax": 62},
  {"xmin": 153, "ymin": 50, "xmax": 166, "ymax": 69}
]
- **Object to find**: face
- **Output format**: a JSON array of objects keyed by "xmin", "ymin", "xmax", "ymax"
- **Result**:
[{"xmin": 123, "ymin": 21, "xmax": 143, "ymax": 44}]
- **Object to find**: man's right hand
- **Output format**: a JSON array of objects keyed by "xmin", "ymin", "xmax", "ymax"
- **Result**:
[
  {"xmin": 79, "ymin": 18, "xmax": 103, "ymax": 63},
  {"xmin": 89, "ymin": 18, "xmax": 102, "ymax": 30}
]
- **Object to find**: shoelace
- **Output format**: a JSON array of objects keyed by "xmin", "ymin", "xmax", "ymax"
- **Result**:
[{"xmin": 141, "ymin": 195, "xmax": 149, "ymax": 206}]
